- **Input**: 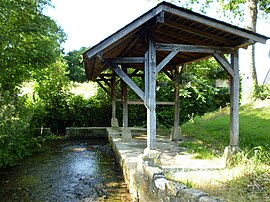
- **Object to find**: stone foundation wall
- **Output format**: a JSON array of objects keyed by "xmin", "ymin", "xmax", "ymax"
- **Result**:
[{"xmin": 107, "ymin": 128, "xmax": 225, "ymax": 202}]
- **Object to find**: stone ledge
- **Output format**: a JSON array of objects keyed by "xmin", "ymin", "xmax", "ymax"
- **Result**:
[
  {"xmin": 65, "ymin": 127, "xmax": 107, "ymax": 138},
  {"xmin": 107, "ymin": 127, "xmax": 225, "ymax": 202}
]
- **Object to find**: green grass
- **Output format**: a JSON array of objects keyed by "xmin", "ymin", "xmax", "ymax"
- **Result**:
[
  {"xmin": 180, "ymin": 101, "xmax": 270, "ymax": 158},
  {"xmin": 173, "ymin": 100, "xmax": 270, "ymax": 201}
]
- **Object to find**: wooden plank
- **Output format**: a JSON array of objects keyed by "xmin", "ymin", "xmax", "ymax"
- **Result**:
[
  {"xmin": 155, "ymin": 29, "xmax": 212, "ymax": 46},
  {"xmin": 156, "ymin": 43, "xmax": 235, "ymax": 54},
  {"xmin": 165, "ymin": 19, "xmax": 234, "ymax": 45},
  {"xmin": 230, "ymin": 50, "xmax": 240, "ymax": 148},
  {"xmin": 156, "ymin": 49, "xmax": 179, "ymax": 73},
  {"xmin": 108, "ymin": 57, "xmax": 144, "ymax": 64},
  {"xmin": 110, "ymin": 63, "xmax": 145, "ymax": 102},
  {"xmin": 161, "ymin": 4, "xmax": 268, "ymax": 44},
  {"xmin": 213, "ymin": 54, "xmax": 234, "ymax": 77}
]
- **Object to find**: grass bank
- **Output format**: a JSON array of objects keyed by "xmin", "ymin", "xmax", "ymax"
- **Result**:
[{"xmin": 171, "ymin": 100, "xmax": 270, "ymax": 201}]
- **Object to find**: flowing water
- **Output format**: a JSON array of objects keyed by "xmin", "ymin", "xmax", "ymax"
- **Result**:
[{"xmin": 0, "ymin": 139, "xmax": 131, "ymax": 202}]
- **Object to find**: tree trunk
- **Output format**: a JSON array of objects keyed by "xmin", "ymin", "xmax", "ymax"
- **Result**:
[{"xmin": 242, "ymin": 0, "xmax": 258, "ymax": 103}]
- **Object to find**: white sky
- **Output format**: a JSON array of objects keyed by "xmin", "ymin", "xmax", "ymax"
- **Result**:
[{"xmin": 45, "ymin": 0, "xmax": 270, "ymax": 84}]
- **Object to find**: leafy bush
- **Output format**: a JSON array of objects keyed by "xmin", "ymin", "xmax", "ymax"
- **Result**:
[
  {"xmin": 255, "ymin": 84, "xmax": 270, "ymax": 100},
  {"xmin": 0, "ymin": 91, "xmax": 44, "ymax": 168}
]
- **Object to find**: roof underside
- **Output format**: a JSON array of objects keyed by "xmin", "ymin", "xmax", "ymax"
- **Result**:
[{"xmin": 83, "ymin": 1, "xmax": 269, "ymax": 81}]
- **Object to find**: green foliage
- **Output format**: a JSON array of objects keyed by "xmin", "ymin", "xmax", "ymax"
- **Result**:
[
  {"xmin": 67, "ymin": 94, "xmax": 111, "ymax": 127},
  {"xmin": 255, "ymin": 84, "xmax": 270, "ymax": 100},
  {"xmin": 33, "ymin": 59, "xmax": 71, "ymax": 135},
  {"xmin": 0, "ymin": 0, "xmax": 66, "ymax": 168},
  {"xmin": 176, "ymin": 0, "xmax": 270, "ymax": 20},
  {"xmin": 64, "ymin": 47, "xmax": 88, "ymax": 83},
  {"xmin": 155, "ymin": 59, "xmax": 229, "ymax": 127},
  {"xmin": 0, "ymin": 0, "xmax": 65, "ymax": 92},
  {"xmin": 0, "ymin": 91, "xmax": 45, "ymax": 168}
]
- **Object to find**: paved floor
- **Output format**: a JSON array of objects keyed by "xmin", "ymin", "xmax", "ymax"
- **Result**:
[{"xmin": 108, "ymin": 127, "xmax": 225, "ymax": 171}]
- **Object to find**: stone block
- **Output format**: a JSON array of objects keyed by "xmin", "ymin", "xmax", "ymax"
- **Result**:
[{"xmin": 170, "ymin": 126, "xmax": 182, "ymax": 141}]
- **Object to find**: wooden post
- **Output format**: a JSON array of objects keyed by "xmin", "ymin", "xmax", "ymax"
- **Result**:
[
  {"xmin": 230, "ymin": 50, "xmax": 240, "ymax": 150},
  {"xmin": 170, "ymin": 82, "xmax": 182, "ymax": 141},
  {"xmin": 146, "ymin": 31, "xmax": 157, "ymax": 150},
  {"xmin": 111, "ymin": 74, "xmax": 119, "ymax": 127},
  {"xmin": 122, "ymin": 67, "xmax": 128, "ymax": 128}
]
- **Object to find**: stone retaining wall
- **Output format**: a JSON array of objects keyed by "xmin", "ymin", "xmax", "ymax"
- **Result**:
[{"xmin": 107, "ymin": 128, "xmax": 225, "ymax": 202}]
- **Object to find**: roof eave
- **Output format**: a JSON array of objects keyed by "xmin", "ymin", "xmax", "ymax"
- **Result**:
[
  {"xmin": 161, "ymin": 3, "xmax": 269, "ymax": 44},
  {"xmin": 84, "ymin": 4, "xmax": 164, "ymax": 60}
]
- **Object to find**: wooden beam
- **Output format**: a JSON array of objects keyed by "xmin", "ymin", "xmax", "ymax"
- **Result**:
[
  {"xmin": 110, "ymin": 62, "xmax": 145, "ymax": 102},
  {"xmin": 99, "ymin": 74, "xmax": 112, "ymax": 88},
  {"xmin": 213, "ymin": 54, "xmax": 234, "ymax": 77},
  {"xmin": 156, "ymin": 11, "xmax": 165, "ymax": 23},
  {"xmin": 144, "ymin": 50, "xmax": 149, "ymax": 108},
  {"xmin": 164, "ymin": 70, "xmax": 174, "ymax": 80},
  {"xmin": 108, "ymin": 57, "xmax": 144, "ymax": 64},
  {"xmin": 147, "ymin": 31, "xmax": 157, "ymax": 150},
  {"xmin": 122, "ymin": 68, "xmax": 128, "ymax": 127},
  {"xmin": 101, "ymin": 72, "xmax": 143, "ymax": 78},
  {"xmin": 120, "ymin": 30, "xmax": 147, "ymax": 56},
  {"xmin": 156, "ymin": 43, "xmax": 235, "ymax": 54},
  {"xmin": 116, "ymin": 99, "xmax": 174, "ymax": 105},
  {"xmin": 156, "ymin": 49, "xmax": 179, "ymax": 73},
  {"xmin": 230, "ymin": 50, "xmax": 240, "ymax": 148},
  {"xmin": 96, "ymin": 80, "xmax": 111, "ymax": 97},
  {"xmin": 111, "ymin": 75, "xmax": 117, "ymax": 119}
]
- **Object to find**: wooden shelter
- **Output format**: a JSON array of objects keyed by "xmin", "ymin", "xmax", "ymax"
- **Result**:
[{"xmin": 83, "ymin": 2, "xmax": 269, "ymax": 151}]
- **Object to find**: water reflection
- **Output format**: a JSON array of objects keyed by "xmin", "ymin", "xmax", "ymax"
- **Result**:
[{"xmin": 0, "ymin": 139, "xmax": 131, "ymax": 202}]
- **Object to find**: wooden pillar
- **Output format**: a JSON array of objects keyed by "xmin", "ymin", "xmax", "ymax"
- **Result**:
[
  {"xmin": 170, "ymin": 82, "xmax": 182, "ymax": 141},
  {"xmin": 122, "ymin": 68, "xmax": 128, "ymax": 128},
  {"xmin": 145, "ymin": 31, "xmax": 157, "ymax": 150},
  {"xmin": 111, "ymin": 74, "xmax": 119, "ymax": 127},
  {"xmin": 230, "ymin": 50, "xmax": 240, "ymax": 149}
]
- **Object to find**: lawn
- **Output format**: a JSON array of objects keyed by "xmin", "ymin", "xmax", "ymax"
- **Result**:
[{"xmin": 170, "ymin": 100, "xmax": 270, "ymax": 201}]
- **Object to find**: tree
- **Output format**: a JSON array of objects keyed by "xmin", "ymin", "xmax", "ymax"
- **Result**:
[
  {"xmin": 0, "ymin": 0, "xmax": 66, "ymax": 92},
  {"xmin": 33, "ymin": 58, "xmax": 71, "ymax": 135},
  {"xmin": 218, "ymin": 0, "xmax": 270, "ymax": 102},
  {"xmin": 64, "ymin": 47, "xmax": 88, "ymax": 83}
]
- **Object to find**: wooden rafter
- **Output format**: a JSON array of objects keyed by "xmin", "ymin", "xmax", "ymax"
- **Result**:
[{"xmin": 156, "ymin": 43, "xmax": 235, "ymax": 54}]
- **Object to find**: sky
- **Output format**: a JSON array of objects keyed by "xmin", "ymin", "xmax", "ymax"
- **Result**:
[{"xmin": 45, "ymin": 0, "xmax": 270, "ymax": 84}]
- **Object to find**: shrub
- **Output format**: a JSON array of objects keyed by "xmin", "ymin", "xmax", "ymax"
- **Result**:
[
  {"xmin": 0, "ymin": 91, "xmax": 44, "ymax": 168},
  {"xmin": 255, "ymin": 84, "xmax": 270, "ymax": 100}
]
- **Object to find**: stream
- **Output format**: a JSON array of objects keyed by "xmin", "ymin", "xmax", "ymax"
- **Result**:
[{"xmin": 0, "ymin": 139, "xmax": 131, "ymax": 202}]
